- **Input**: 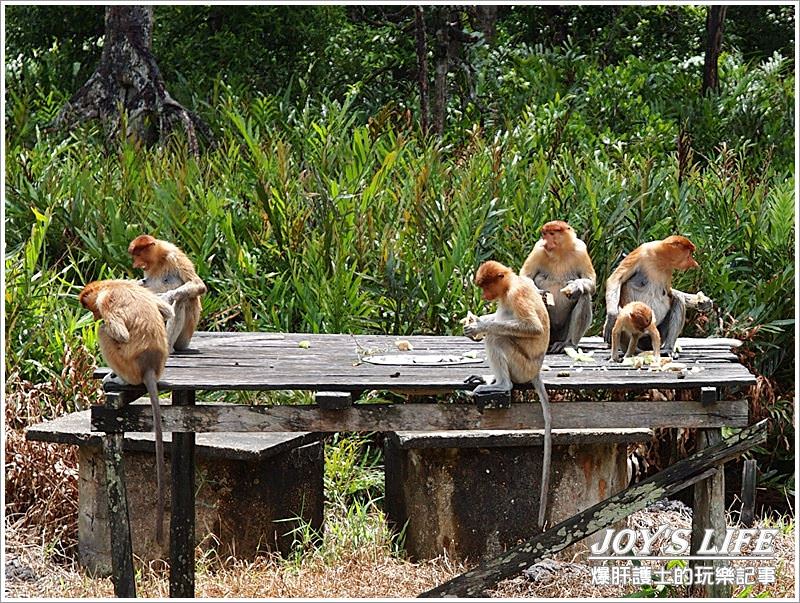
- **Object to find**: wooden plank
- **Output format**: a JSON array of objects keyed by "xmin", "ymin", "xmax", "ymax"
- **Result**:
[
  {"xmin": 390, "ymin": 428, "xmax": 653, "ymax": 449},
  {"xmin": 418, "ymin": 419, "xmax": 768, "ymax": 598},
  {"xmin": 315, "ymin": 391, "xmax": 352, "ymax": 409},
  {"xmin": 102, "ymin": 391, "xmax": 136, "ymax": 598},
  {"xmin": 91, "ymin": 333, "xmax": 754, "ymax": 393},
  {"xmin": 690, "ymin": 426, "xmax": 730, "ymax": 598},
  {"xmin": 169, "ymin": 390, "xmax": 195, "ymax": 598},
  {"xmin": 25, "ymin": 409, "xmax": 320, "ymax": 461},
  {"xmin": 740, "ymin": 459, "xmax": 758, "ymax": 527},
  {"xmin": 91, "ymin": 399, "xmax": 750, "ymax": 433},
  {"xmin": 95, "ymin": 364, "xmax": 755, "ymax": 392},
  {"xmin": 187, "ymin": 332, "xmax": 743, "ymax": 350}
]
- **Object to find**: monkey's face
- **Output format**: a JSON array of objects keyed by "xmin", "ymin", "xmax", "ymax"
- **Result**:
[
  {"xmin": 667, "ymin": 244, "xmax": 699, "ymax": 271},
  {"xmin": 131, "ymin": 249, "xmax": 151, "ymax": 270},
  {"xmin": 477, "ymin": 274, "xmax": 507, "ymax": 301},
  {"xmin": 130, "ymin": 244, "xmax": 158, "ymax": 270},
  {"xmin": 129, "ymin": 235, "xmax": 157, "ymax": 270},
  {"xmin": 541, "ymin": 230, "xmax": 562, "ymax": 252},
  {"xmin": 678, "ymin": 251, "xmax": 700, "ymax": 271},
  {"xmin": 475, "ymin": 261, "xmax": 510, "ymax": 301}
]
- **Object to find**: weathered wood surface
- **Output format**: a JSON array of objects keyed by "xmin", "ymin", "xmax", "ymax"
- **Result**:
[
  {"xmin": 419, "ymin": 419, "xmax": 768, "ymax": 598},
  {"xmin": 690, "ymin": 427, "xmax": 731, "ymax": 598},
  {"xmin": 91, "ymin": 399, "xmax": 749, "ymax": 434},
  {"xmin": 102, "ymin": 392, "xmax": 136, "ymax": 598},
  {"xmin": 170, "ymin": 390, "xmax": 195, "ymax": 598},
  {"xmin": 389, "ymin": 428, "xmax": 653, "ymax": 449},
  {"xmin": 95, "ymin": 333, "xmax": 755, "ymax": 393},
  {"xmin": 740, "ymin": 459, "xmax": 758, "ymax": 527},
  {"xmin": 25, "ymin": 409, "xmax": 320, "ymax": 461}
]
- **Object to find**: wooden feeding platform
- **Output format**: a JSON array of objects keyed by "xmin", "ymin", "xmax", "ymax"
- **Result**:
[{"xmin": 77, "ymin": 332, "xmax": 756, "ymax": 597}]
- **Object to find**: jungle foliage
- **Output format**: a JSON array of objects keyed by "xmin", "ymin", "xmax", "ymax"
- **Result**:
[{"xmin": 4, "ymin": 5, "xmax": 795, "ymax": 504}]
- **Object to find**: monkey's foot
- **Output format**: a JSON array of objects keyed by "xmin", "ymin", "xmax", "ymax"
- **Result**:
[
  {"xmin": 548, "ymin": 341, "xmax": 569, "ymax": 354},
  {"xmin": 171, "ymin": 347, "xmax": 200, "ymax": 355},
  {"xmin": 102, "ymin": 372, "xmax": 127, "ymax": 385},
  {"xmin": 463, "ymin": 374, "xmax": 486, "ymax": 386},
  {"xmin": 469, "ymin": 385, "xmax": 512, "ymax": 411}
]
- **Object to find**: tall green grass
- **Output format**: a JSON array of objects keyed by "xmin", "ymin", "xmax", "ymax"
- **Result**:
[{"xmin": 4, "ymin": 50, "xmax": 794, "ymax": 493}]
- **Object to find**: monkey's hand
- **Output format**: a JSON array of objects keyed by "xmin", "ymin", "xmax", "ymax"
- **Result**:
[
  {"xmin": 602, "ymin": 313, "xmax": 617, "ymax": 344},
  {"xmin": 560, "ymin": 283, "xmax": 577, "ymax": 298},
  {"xmin": 160, "ymin": 290, "xmax": 180, "ymax": 304},
  {"xmin": 463, "ymin": 321, "xmax": 486, "ymax": 340},
  {"xmin": 693, "ymin": 290, "xmax": 713, "ymax": 312}
]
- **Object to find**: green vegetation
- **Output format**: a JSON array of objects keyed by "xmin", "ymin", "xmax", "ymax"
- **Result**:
[{"xmin": 3, "ymin": 4, "xmax": 795, "ymax": 577}]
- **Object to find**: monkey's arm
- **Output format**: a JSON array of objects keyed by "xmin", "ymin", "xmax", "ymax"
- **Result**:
[
  {"xmin": 155, "ymin": 297, "xmax": 176, "ymax": 321},
  {"xmin": 100, "ymin": 315, "xmax": 130, "ymax": 343},
  {"xmin": 519, "ymin": 246, "xmax": 541, "ymax": 282},
  {"xmin": 603, "ymin": 256, "xmax": 639, "ymax": 342},
  {"xmin": 563, "ymin": 249, "xmax": 597, "ymax": 297},
  {"xmin": 162, "ymin": 276, "xmax": 207, "ymax": 303},
  {"xmin": 475, "ymin": 293, "xmax": 546, "ymax": 339},
  {"xmin": 563, "ymin": 276, "xmax": 596, "ymax": 297},
  {"xmin": 463, "ymin": 312, "xmax": 496, "ymax": 339},
  {"xmin": 671, "ymin": 289, "xmax": 713, "ymax": 312}
]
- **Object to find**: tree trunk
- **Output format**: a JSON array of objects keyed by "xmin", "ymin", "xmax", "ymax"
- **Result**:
[
  {"xmin": 432, "ymin": 8, "xmax": 464, "ymax": 136},
  {"xmin": 472, "ymin": 5, "xmax": 498, "ymax": 44},
  {"xmin": 54, "ymin": 6, "xmax": 209, "ymax": 154},
  {"xmin": 415, "ymin": 7, "xmax": 429, "ymax": 136},
  {"xmin": 702, "ymin": 5, "xmax": 728, "ymax": 95}
]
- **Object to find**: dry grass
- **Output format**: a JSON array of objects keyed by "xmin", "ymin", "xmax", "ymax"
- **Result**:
[
  {"xmin": 490, "ymin": 508, "xmax": 796, "ymax": 598},
  {"xmin": 5, "ymin": 507, "xmax": 794, "ymax": 598}
]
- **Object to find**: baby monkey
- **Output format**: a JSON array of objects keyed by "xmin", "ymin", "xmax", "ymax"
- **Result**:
[
  {"xmin": 79, "ymin": 279, "xmax": 173, "ymax": 543},
  {"xmin": 610, "ymin": 301, "xmax": 662, "ymax": 363}
]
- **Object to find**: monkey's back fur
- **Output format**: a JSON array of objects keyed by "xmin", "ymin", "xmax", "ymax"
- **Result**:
[{"xmin": 83, "ymin": 280, "xmax": 169, "ymax": 383}]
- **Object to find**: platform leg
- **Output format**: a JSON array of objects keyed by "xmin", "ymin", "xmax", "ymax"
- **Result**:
[
  {"xmin": 169, "ymin": 390, "xmax": 196, "ymax": 597},
  {"xmin": 690, "ymin": 387, "xmax": 731, "ymax": 597},
  {"xmin": 102, "ymin": 391, "xmax": 136, "ymax": 598}
]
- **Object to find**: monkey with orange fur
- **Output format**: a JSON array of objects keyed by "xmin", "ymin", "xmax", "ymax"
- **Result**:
[
  {"xmin": 603, "ymin": 235, "xmax": 712, "ymax": 357},
  {"xmin": 610, "ymin": 301, "xmax": 661, "ymax": 362},
  {"xmin": 79, "ymin": 279, "xmax": 173, "ymax": 543},
  {"xmin": 520, "ymin": 221, "xmax": 596, "ymax": 353},
  {"xmin": 464, "ymin": 260, "xmax": 552, "ymax": 527},
  {"xmin": 128, "ymin": 235, "xmax": 207, "ymax": 352}
]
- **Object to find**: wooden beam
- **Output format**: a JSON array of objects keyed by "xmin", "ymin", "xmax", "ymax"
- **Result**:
[
  {"xmin": 691, "ymin": 426, "xmax": 730, "ymax": 597},
  {"xmin": 169, "ymin": 390, "xmax": 195, "ymax": 598},
  {"xmin": 740, "ymin": 459, "xmax": 758, "ymax": 527},
  {"xmin": 314, "ymin": 391, "xmax": 353, "ymax": 409},
  {"xmin": 418, "ymin": 419, "xmax": 768, "ymax": 598},
  {"xmin": 102, "ymin": 391, "xmax": 137, "ymax": 598},
  {"xmin": 91, "ymin": 400, "xmax": 749, "ymax": 433}
]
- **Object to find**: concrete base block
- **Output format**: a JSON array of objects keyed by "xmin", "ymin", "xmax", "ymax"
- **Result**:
[
  {"xmin": 27, "ymin": 411, "xmax": 324, "ymax": 576},
  {"xmin": 385, "ymin": 429, "xmax": 652, "ymax": 562}
]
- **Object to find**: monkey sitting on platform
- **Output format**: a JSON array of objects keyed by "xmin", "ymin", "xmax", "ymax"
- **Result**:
[
  {"xmin": 464, "ymin": 260, "xmax": 552, "ymax": 528},
  {"xmin": 79, "ymin": 279, "xmax": 173, "ymax": 543},
  {"xmin": 128, "ymin": 234, "xmax": 207, "ymax": 353}
]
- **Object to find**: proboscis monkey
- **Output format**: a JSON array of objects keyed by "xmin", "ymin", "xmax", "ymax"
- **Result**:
[
  {"xmin": 610, "ymin": 301, "xmax": 661, "ymax": 362},
  {"xmin": 520, "ymin": 220, "xmax": 596, "ymax": 353},
  {"xmin": 128, "ymin": 235, "xmax": 206, "ymax": 352},
  {"xmin": 79, "ymin": 279, "xmax": 173, "ymax": 543},
  {"xmin": 463, "ymin": 260, "xmax": 552, "ymax": 528},
  {"xmin": 603, "ymin": 235, "xmax": 712, "ymax": 356}
]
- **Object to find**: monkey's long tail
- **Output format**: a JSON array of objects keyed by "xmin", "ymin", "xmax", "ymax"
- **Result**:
[
  {"xmin": 144, "ymin": 369, "xmax": 166, "ymax": 545},
  {"xmin": 534, "ymin": 376, "xmax": 551, "ymax": 529}
]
